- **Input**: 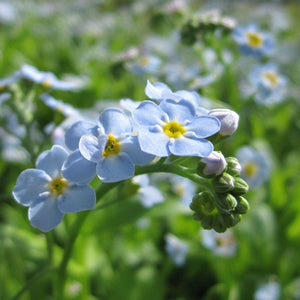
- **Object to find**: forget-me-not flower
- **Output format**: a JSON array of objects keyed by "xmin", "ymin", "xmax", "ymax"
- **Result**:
[
  {"xmin": 201, "ymin": 229, "xmax": 237, "ymax": 257},
  {"xmin": 165, "ymin": 233, "xmax": 189, "ymax": 266},
  {"xmin": 132, "ymin": 98, "xmax": 221, "ymax": 157},
  {"xmin": 40, "ymin": 94, "xmax": 81, "ymax": 117},
  {"xmin": 126, "ymin": 53, "xmax": 161, "ymax": 75},
  {"xmin": 12, "ymin": 145, "xmax": 96, "ymax": 232},
  {"xmin": 132, "ymin": 175, "xmax": 164, "ymax": 208},
  {"xmin": 236, "ymin": 146, "xmax": 271, "ymax": 188},
  {"xmin": 77, "ymin": 108, "xmax": 155, "ymax": 183},
  {"xmin": 232, "ymin": 24, "xmax": 274, "ymax": 58},
  {"xmin": 254, "ymin": 281, "xmax": 281, "ymax": 300},
  {"xmin": 20, "ymin": 64, "xmax": 80, "ymax": 90},
  {"xmin": 249, "ymin": 63, "xmax": 288, "ymax": 106}
]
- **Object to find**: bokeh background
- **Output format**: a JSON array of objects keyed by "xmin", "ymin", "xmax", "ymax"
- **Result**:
[{"xmin": 1, "ymin": 0, "xmax": 300, "ymax": 299}]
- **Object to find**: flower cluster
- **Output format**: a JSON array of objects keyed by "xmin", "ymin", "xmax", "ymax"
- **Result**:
[
  {"xmin": 190, "ymin": 156, "xmax": 249, "ymax": 233},
  {"xmin": 12, "ymin": 80, "xmax": 246, "ymax": 232}
]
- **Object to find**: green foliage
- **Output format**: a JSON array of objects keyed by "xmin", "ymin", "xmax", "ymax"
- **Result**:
[{"xmin": 1, "ymin": 1, "xmax": 300, "ymax": 299}]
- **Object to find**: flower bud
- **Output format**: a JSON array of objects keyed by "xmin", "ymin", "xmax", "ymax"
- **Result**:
[
  {"xmin": 234, "ymin": 196, "xmax": 249, "ymax": 214},
  {"xmin": 198, "ymin": 214, "xmax": 214, "ymax": 230},
  {"xmin": 208, "ymin": 109, "xmax": 239, "ymax": 136},
  {"xmin": 190, "ymin": 191, "xmax": 215, "ymax": 214},
  {"xmin": 231, "ymin": 177, "xmax": 249, "ymax": 196},
  {"xmin": 212, "ymin": 214, "xmax": 227, "ymax": 233},
  {"xmin": 221, "ymin": 213, "xmax": 242, "ymax": 228},
  {"xmin": 226, "ymin": 156, "xmax": 242, "ymax": 176},
  {"xmin": 213, "ymin": 172, "xmax": 234, "ymax": 193},
  {"xmin": 199, "ymin": 151, "xmax": 227, "ymax": 177},
  {"xmin": 216, "ymin": 193, "xmax": 237, "ymax": 214}
]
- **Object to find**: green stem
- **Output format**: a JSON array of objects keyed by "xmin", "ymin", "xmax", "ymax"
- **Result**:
[
  {"xmin": 135, "ymin": 162, "xmax": 208, "ymax": 187},
  {"xmin": 55, "ymin": 181, "xmax": 119, "ymax": 300},
  {"xmin": 10, "ymin": 266, "xmax": 56, "ymax": 300},
  {"xmin": 54, "ymin": 162, "xmax": 209, "ymax": 299}
]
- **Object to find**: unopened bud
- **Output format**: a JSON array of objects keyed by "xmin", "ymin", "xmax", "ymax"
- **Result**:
[
  {"xmin": 199, "ymin": 151, "xmax": 227, "ymax": 177},
  {"xmin": 212, "ymin": 214, "xmax": 227, "ymax": 233},
  {"xmin": 216, "ymin": 193, "xmax": 237, "ymax": 214},
  {"xmin": 226, "ymin": 157, "xmax": 242, "ymax": 176},
  {"xmin": 213, "ymin": 172, "xmax": 234, "ymax": 193},
  {"xmin": 234, "ymin": 196, "xmax": 249, "ymax": 214},
  {"xmin": 190, "ymin": 191, "xmax": 215, "ymax": 214},
  {"xmin": 208, "ymin": 109, "xmax": 239, "ymax": 136},
  {"xmin": 198, "ymin": 214, "xmax": 214, "ymax": 230},
  {"xmin": 221, "ymin": 213, "xmax": 242, "ymax": 228},
  {"xmin": 231, "ymin": 177, "xmax": 249, "ymax": 196}
]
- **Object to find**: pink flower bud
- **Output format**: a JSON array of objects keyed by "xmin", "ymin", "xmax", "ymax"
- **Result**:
[{"xmin": 208, "ymin": 109, "xmax": 239, "ymax": 136}]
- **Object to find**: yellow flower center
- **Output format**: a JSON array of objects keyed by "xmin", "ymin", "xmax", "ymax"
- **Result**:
[
  {"xmin": 0, "ymin": 85, "xmax": 5, "ymax": 91},
  {"xmin": 138, "ymin": 56, "xmax": 150, "ymax": 67},
  {"xmin": 263, "ymin": 71, "xmax": 278, "ymax": 87},
  {"xmin": 42, "ymin": 80, "xmax": 52, "ymax": 88},
  {"xmin": 50, "ymin": 177, "xmax": 69, "ymax": 195},
  {"xmin": 246, "ymin": 32, "xmax": 263, "ymax": 48},
  {"xmin": 243, "ymin": 162, "xmax": 258, "ymax": 177},
  {"xmin": 163, "ymin": 121, "xmax": 185, "ymax": 138},
  {"xmin": 103, "ymin": 134, "xmax": 120, "ymax": 156}
]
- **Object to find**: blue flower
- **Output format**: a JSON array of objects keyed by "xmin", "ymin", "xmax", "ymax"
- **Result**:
[
  {"xmin": 145, "ymin": 80, "xmax": 210, "ymax": 116},
  {"xmin": 201, "ymin": 229, "xmax": 237, "ymax": 257},
  {"xmin": 165, "ymin": 233, "xmax": 189, "ymax": 266},
  {"xmin": 145, "ymin": 80, "xmax": 201, "ymax": 108},
  {"xmin": 236, "ymin": 146, "xmax": 271, "ymax": 188},
  {"xmin": 248, "ymin": 63, "xmax": 288, "ymax": 106},
  {"xmin": 132, "ymin": 175, "xmax": 164, "ymax": 208},
  {"xmin": 126, "ymin": 54, "xmax": 161, "ymax": 75},
  {"xmin": 170, "ymin": 175, "xmax": 196, "ymax": 208},
  {"xmin": 40, "ymin": 93, "xmax": 81, "ymax": 117},
  {"xmin": 132, "ymin": 99, "xmax": 220, "ymax": 157},
  {"xmin": 75, "ymin": 108, "xmax": 155, "ymax": 183},
  {"xmin": 254, "ymin": 281, "xmax": 281, "ymax": 300},
  {"xmin": 20, "ymin": 64, "xmax": 80, "ymax": 90},
  {"xmin": 233, "ymin": 24, "xmax": 274, "ymax": 58},
  {"xmin": 12, "ymin": 145, "xmax": 96, "ymax": 232}
]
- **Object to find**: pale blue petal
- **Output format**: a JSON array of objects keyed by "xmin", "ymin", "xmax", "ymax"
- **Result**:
[
  {"xmin": 120, "ymin": 98, "xmax": 141, "ymax": 112},
  {"xmin": 132, "ymin": 174, "xmax": 149, "ymax": 187},
  {"xmin": 96, "ymin": 153, "xmax": 134, "ymax": 182},
  {"xmin": 99, "ymin": 108, "xmax": 132, "ymax": 136},
  {"xmin": 138, "ymin": 186, "xmax": 164, "ymax": 208},
  {"xmin": 79, "ymin": 134, "xmax": 103, "ymax": 162},
  {"xmin": 169, "ymin": 136, "xmax": 213, "ymax": 157},
  {"xmin": 50, "ymin": 79, "xmax": 78, "ymax": 91},
  {"xmin": 36, "ymin": 145, "xmax": 68, "ymax": 177},
  {"xmin": 133, "ymin": 101, "xmax": 166, "ymax": 126},
  {"xmin": 65, "ymin": 121, "xmax": 99, "ymax": 151},
  {"xmin": 28, "ymin": 193, "xmax": 64, "ymax": 232},
  {"xmin": 121, "ymin": 135, "xmax": 155, "ymax": 165},
  {"xmin": 58, "ymin": 185, "xmax": 96, "ymax": 213},
  {"xmin": 174, "ymin": 90, "xmax": 200, "ymax": 107},
  {"xmin": 21, "ymin": 64, "xmax": 43, "ymax": 82},
  {"xmin": 138, "ymin": 127, "xmax": 170, "ymax": 157},
  {"xmin": 12, "ymin": 169, "xmax": 51, "ymax": 206},
  {"xmin": 159, "ymin": 99, "xmax": 195, "ymax": 123},
  {"xmin": 61, "ymin": 149, "xmax": 96, "ymax": 184},
  {"xmin": 185, "ymin": 116, "xmax": 220, "ymax": 138},
  {"xmin": 145, "ymin": 80, "xmax": 171, "ymax": 101}
]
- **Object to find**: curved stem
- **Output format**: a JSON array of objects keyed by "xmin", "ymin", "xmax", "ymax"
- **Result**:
[
  {"xmin": 55, "ymin": 181, "xmax": 119, "ymax": 300},
  {"xmin": 135, "ymin": 162, "xmax": 209, "ymax": 188},
  {"xmin": 54, "ymin": 162, "xmax": 209, "ymax": 299}
]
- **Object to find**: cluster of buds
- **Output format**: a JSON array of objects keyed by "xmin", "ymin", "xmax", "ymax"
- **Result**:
[
  {"xmin": 180, "ymin": 10, "xmax": 236, "ymax": 45},
  {"xmin": 191, "ymin": 155, "xmax": 249, "ymax": 232}
]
